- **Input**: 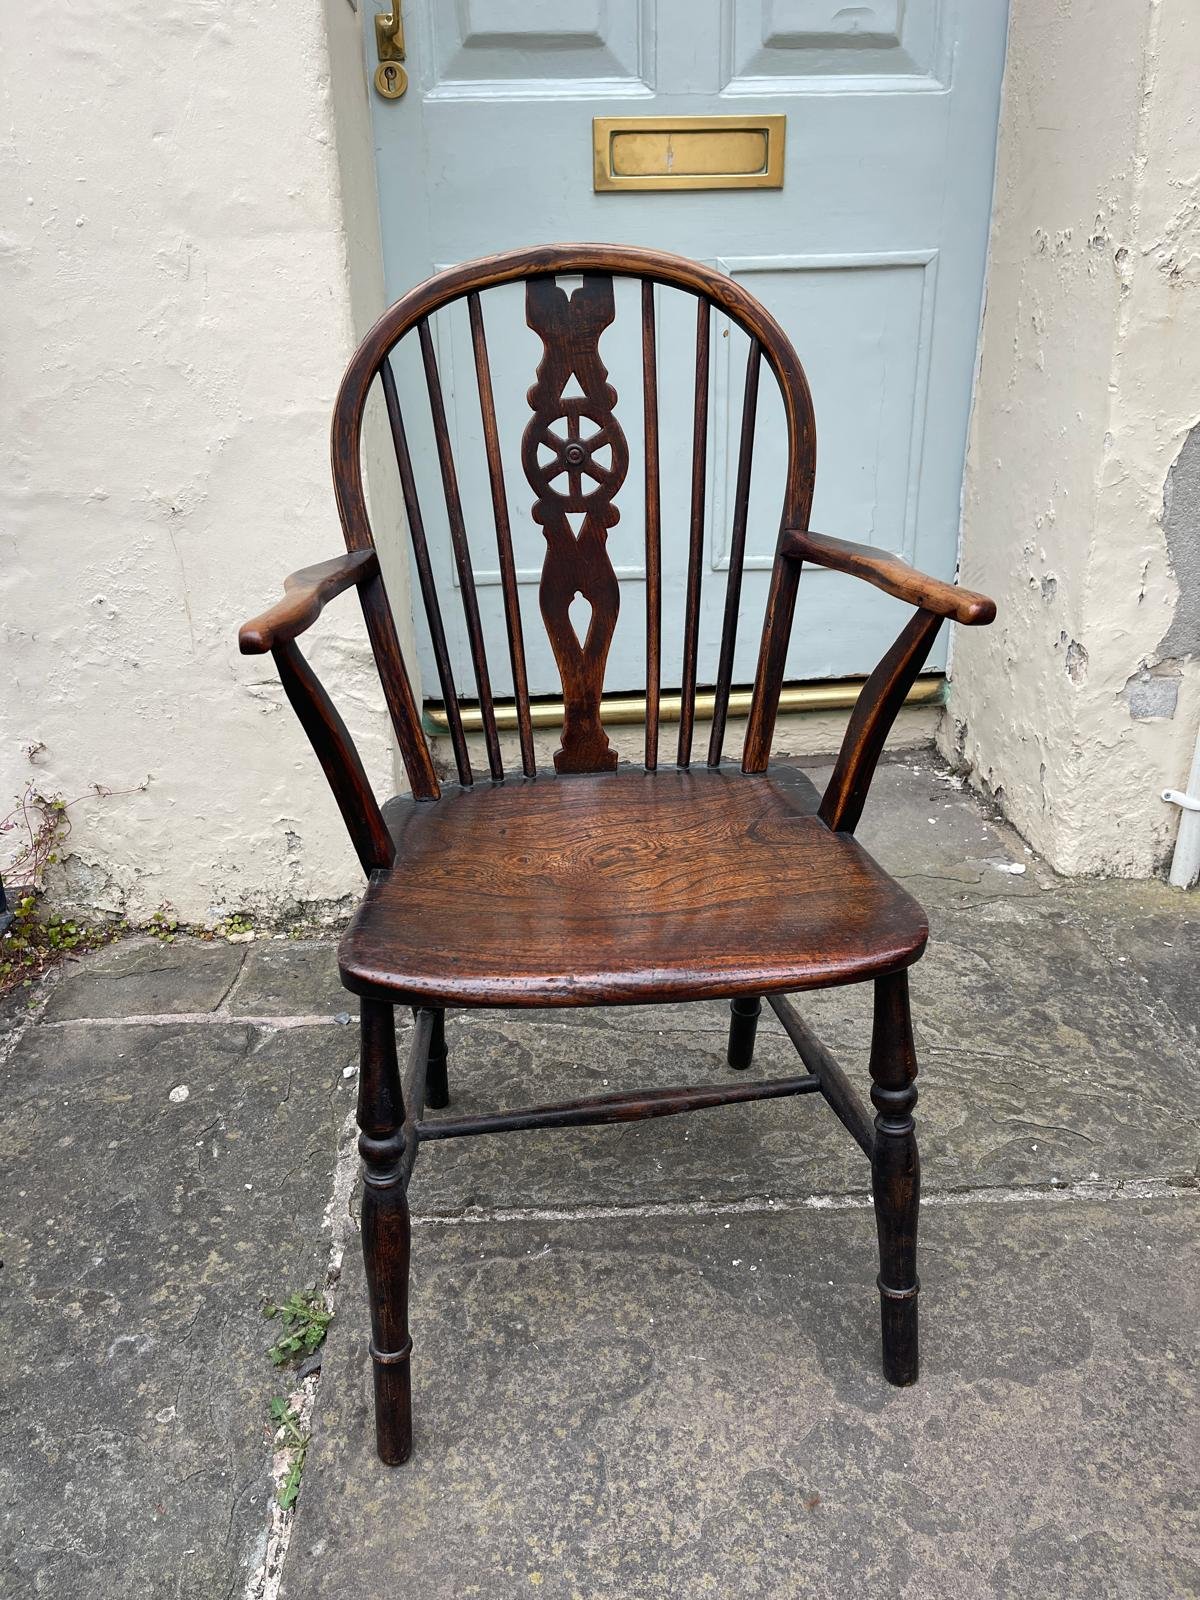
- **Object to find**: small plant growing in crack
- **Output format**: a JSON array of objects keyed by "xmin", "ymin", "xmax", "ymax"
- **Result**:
[
  {"xmin": 148, "ymin": 908, "xmax": 179, "ymax": 944},
  {"xmin": 0, "ymin": 781, "xmax": 141, "ymax": 995},
  {"xmin": 263, "ymin": 1288, "xmax": 333, "ymax": 1367},
  {"xmin": 268, "ymin": 1396, "xmax": 309, "ymax": 1511}
]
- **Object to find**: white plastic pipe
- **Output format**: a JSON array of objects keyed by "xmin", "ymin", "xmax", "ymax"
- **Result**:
[{"xmin": 1164, "ymin": 721, "xmax": 1200, "ymax": 889}]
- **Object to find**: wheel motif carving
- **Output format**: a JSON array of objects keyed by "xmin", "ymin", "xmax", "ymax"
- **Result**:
[
  {"xmin": 526, "ymin": 407, "xmax": 622, "ymax": 509},
  {"xmin": 522, "ymin": 275, "xmax": 628, "ymax": 772}
]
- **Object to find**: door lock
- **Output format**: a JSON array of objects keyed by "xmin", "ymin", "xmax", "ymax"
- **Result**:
[{"xmin": 373, "ymin": 2, "xmax": 407, "ymax": 99}]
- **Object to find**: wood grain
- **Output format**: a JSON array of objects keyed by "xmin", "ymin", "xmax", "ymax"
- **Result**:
[
  {"xmin": 469, "ymin": 291, "xmax": 535, "ymax": 778},
  {"xmin": 785, "ymin": 529, "xmax": 996, "ymax": 626},
  {"xmin": 340, "ymin": 767, "xmax": 927, "ymax": 1008},
  {"xmin": 418, "ymin": 318, "xmax": 504, "ymax": 780},
  {"xmin": 379, "ymin": 358, "xmax": 472, "ymax": 786},
  {"xmin": 358, "ymin": 997, "xmax": 414, "ymax": 1464},
  {"xmin": 641, "ymin": 278, "xmax": 661, "ymax": 772},
  {"xmin": 767, "ymin": 993, "xmax": 875, "ymax": 1157},
  {"xmin": 415, "ymin": 1070, "xmax": 820, "ymax": 1140},
  {"xmin": 273, "ymin": 639, "xmax": 393, "ymax": 876},
  {"xmin": 238, "ymin": 550, "xmax": 378, "ymax": 655},
  {"xmin": 819, "ymin": 608, "xmax": 944, "ymax": 835},
  {"xmin": 709, "ymin": 339, "xmax": 761, "ymax": 767},
  {"xmin": 677, "ymin": 298, "xmax": 711, "ymax": 768},
  {"xmin": 869, "ymin": 970, "xmax": 921, "ymax": 1386},
  {"xmin": 522, "ymin": 274, "xmax": 625, "ymax": 773}
]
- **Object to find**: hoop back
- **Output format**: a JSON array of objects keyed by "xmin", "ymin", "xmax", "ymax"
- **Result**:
[{"xmin": 331, "ymin": 245, "xmax": 817, "ymax": 797}]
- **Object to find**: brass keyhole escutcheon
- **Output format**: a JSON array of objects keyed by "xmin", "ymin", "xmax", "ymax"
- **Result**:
[{"xmin": 374, "ymin": 61, "xmax": 408, "ymax": 99}]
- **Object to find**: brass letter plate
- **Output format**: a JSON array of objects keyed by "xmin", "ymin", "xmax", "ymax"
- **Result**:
[{"xmin": 593, "ymin": 115, "xmax": 785, "ymax": 193}]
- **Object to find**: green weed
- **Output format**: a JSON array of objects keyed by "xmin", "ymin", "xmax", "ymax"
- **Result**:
[
  {"xmin": 268, "ymin": 1396, "xmax": 309, "ymax": 1511},
  {"xmin": 263, "ymin": 1288, "xmax": 333, "ymax": 1368}
]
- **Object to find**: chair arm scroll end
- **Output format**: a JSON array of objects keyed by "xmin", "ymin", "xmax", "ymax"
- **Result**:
[
  {"xmin": 783, "ymin": 530, "xmax": 996, "ymax": 628},
  {"xmin": 237, "ymin": 549, "xmax": 379, "ymax": 655}
]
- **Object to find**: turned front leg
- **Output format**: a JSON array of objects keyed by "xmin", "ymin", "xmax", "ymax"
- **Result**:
[
  {"xmin": 869, "ymin": 971, "xmax": 920, "ymax": 1386},
  {"xmin": 359, "ymin": 998, "xmax": 414, "ymax": 1464}
]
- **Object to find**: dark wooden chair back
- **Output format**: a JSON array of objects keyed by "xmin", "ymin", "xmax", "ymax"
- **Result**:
[{"xmin": 330, "ymin": 244, "xmax": 818, "ymax": 800}]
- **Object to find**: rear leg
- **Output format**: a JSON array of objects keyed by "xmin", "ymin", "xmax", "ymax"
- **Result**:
[
  {"xmin": 726, "ymin": 995, "xmax": 762, "ymax": 1071},
  {"xmin": 416, "ymin": 1006, "xmax": 450, "ymax": 1110}
]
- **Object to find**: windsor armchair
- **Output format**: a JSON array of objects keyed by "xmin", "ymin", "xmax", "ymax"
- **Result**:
[{"xmin": 238, "ymin": 244, "xmax": 996, "ymax": 1465}]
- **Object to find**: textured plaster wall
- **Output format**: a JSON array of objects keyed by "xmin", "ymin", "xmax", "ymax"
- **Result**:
[
  {"xmin": 0, "ymin": 0, "xmax": 409, "ymax": 922},
  {"xmin": 945, "ymin": 0, "xmax": 1200, "ymax": 877}
]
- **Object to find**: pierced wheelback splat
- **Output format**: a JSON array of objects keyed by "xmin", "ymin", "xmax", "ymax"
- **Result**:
[{"xmin": 521, "ymin": 274, "xmax": 629, "ymax": 774}]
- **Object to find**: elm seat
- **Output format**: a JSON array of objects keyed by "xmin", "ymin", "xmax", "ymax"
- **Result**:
[{"xmin": 339, "ymin": 767, "xmax": 928, "ymax": 1008}]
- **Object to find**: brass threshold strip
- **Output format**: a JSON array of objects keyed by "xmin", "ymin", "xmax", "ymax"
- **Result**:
[{"xmin": 423, "ymin": 675, "xmax": 944, "ymax": 736}]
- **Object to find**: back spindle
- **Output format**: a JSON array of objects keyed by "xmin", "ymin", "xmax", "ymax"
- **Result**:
[
  {"xmin": 709, "ymin": 339, "xmax": 761, "ymax": 767},
  {"xmin": 379, "ymin": 358, "xmax": 473, "ymax": 788},
  {"xmin": 678, "ymin": 296, "xmax": 710, "ymax": 768},
  {"xmin": 468, "ymin": 292, "xmax": 536, "ymax": 778},
  {"xmin": 418, "ymin": 317, "xmax": 505, "ymax": 783},
  {"xmin": 641, "ymin": 279, "xmax": 662, "ymax": 772}
]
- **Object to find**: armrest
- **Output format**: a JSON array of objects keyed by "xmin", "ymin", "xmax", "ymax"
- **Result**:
[
  {"xmin": 237, "ymin": 546, "xmax": 392, "ymax": 874},
  {"xmin": 238, "ymin": 549, "xmax": 379, "ymax": 655},
  {"xmin": 783, "ymin": 530, "xmax": 995, "ymax": 627}
]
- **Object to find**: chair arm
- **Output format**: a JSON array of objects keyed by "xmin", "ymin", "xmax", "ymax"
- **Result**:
[
  {"xmin": 782, "ymin": 530, "xmax": 995, "ymax": 627},
  {"xmin": 236, "ymin": 547, "xmax": 392, "ymax": 875},
  {"xmin": 238, "ymin": 549, "xmax": 379, "ymax": 655}
]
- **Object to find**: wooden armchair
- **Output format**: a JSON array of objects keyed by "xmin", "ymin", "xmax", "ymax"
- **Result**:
[{"xmin": 239, "ymin": 244, "xmax": 995, "ymax": 1465}]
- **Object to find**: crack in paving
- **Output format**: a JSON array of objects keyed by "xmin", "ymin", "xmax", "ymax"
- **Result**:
[
  {"xmin": 39, "ymin": 1012, "xmax": 355, "ymax": 1029},
  {"xmin": 212, "ymin": 947, "xmax": 251, "ymax": 1013},
  {"xmin": 244, "ymin": 1103, "xmax": 361, "ymax": 1600},
  {"xmin": 407, "ymin": 1173, "xmax": 1197, "ymax": 1228}
]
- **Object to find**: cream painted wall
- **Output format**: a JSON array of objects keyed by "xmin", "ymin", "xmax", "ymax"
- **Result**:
[
  {"xmin": 945, "ymin": 0, "xmax": 1200, "ymax": 877},
  {"xmin": 0, "ymin": 0, "xmax": 409, "ymax": 922}
]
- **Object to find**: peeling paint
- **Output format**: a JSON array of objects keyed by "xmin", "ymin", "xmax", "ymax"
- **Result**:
[
  {"xmin": 1159, "ymin": 421, "xmax": 1200, "ymax": 660},
  {"xmin": 943, "ymin": 0, "xmax": 1200, "ymax": 879},
  {"xmin": 1124, "ymin": 667, "xmax": 1180, "ymax": 721}
]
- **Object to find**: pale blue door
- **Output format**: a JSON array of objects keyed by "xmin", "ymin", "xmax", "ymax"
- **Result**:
[{"xmin": 364, "ymin": 1, "xmax": 1010, "ymax": 697}]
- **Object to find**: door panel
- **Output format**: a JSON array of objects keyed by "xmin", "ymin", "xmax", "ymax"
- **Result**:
[
  {"xmin": 424, "ymin": 1, "xmax": 655, "ymax": 96},
  {"xmin": 724, "ymin": 0, "xmax": 947, "ymax": 87},
  {"xmin": 365, "ymin": 0, "xmax": 1010, "ymax": 698}
]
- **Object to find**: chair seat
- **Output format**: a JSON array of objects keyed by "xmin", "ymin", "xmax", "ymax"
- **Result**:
[{"xmin": 338, "ymin": 765, "xmax": 927, "ymax": 1009}]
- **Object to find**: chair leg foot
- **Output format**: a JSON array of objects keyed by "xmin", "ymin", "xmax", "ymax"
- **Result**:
[
  {"xmin": 878, "ymin": 1280, "xmax": 919, "ymax": 1386},
  {"xmin": 424, "ymin": 1007, "xmax": 450, "ymax": 1110},
  {"xmin": 370, "ymin": 1336, "xmax": 413, "ymax": 1467},
  {"xmin": 362, "ymin": 1176, "xmax": 413, "ymax": 1464},
  {"xmin": 360, "ymin": 999, "xmax": 414, "ymax": 1465},
  {"xmin": 869, "ymin": 971, "xmax": 920, "ymax": 1388},
  {"xmin": 726, "ymin": 995, "xmax": 761, "ymax": 1071}
]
